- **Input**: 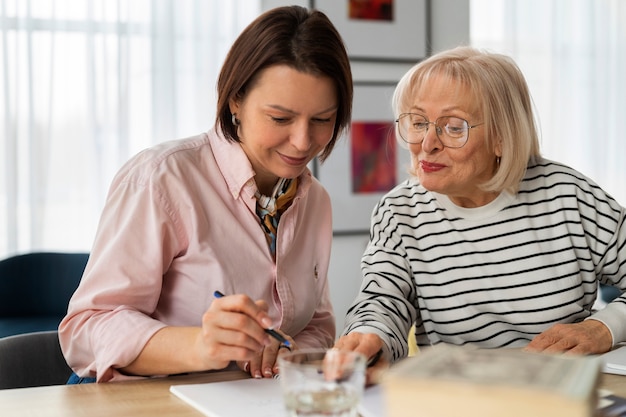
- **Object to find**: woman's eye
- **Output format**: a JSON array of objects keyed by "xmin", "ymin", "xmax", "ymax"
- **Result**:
[
  {"xmin": 271, "ymin": 116, "xmax": 289, "ymax": 124},
  {"xmin": 312, "ymin": 118, "xmax": 332, "ymax": 124}
]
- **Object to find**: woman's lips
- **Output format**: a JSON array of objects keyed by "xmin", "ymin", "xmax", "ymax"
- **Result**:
[
  {"xmin": 420, "ymin": 160, "xmax": 446, "ymax": 173},
  {"xmin": 280, "ymin": 153, "xmax": 308, "ymax": 167}
]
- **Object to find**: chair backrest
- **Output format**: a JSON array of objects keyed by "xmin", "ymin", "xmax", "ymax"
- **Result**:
[
  {"xmin": 0, "ymin": 330, "xmax": 73, "ymax": 389},
  {"xmin": 0, "ymin": 252, "xmax": 89, "ymax": 317},
  {"xmin": 0, "ymin": 252, "xmax": 89, "ymax": 337}
]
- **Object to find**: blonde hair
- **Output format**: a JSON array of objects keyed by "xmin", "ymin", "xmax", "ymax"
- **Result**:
[{"xmin": 392, "ymin": 46, "xmax": 541, "ymax": 194}]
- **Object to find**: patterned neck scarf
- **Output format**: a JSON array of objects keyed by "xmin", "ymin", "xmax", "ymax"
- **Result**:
[{"xmin": 255, "ymin": 177, "xmax": 298, "ymax": 258}]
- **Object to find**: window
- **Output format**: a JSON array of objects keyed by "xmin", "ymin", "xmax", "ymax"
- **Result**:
[
  {"xmin": 471, "ymin": 0, "xmax": 625, "ymax": 206},
  {"xmin": 0, "ymin": 0, "xmax": 260, "ymax": 256}
]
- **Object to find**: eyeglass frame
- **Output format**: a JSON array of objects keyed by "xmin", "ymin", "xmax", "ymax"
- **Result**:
[{"xmin": 395, "ymin": 113, "xmax": 484, "ymax": 149}]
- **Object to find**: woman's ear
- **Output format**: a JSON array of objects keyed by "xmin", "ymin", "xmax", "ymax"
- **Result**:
[
  {"xmin": 229, "ymin": 99, "xmax": 240, "ymax": 117},
  {"xmin": 494, "ymin": 138, "xmax": 503, "ymax": 158}
]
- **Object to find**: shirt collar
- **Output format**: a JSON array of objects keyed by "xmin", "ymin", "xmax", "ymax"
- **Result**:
[{"xmin": 209, "ymin": 128, "xmax": 313, "ymax": 201}]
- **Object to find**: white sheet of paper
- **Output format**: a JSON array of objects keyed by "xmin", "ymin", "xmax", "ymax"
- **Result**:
[
  {"xmin": 602, "ymin": 346, "xmax": 626, "ymax": 376},
  {"xmin": 169, "ymin": 377, "xmax": 385, "ymax": 417},
  {"xmin": 359, "ymin": 384, "xmax": 387, "ymax": 417},
  {"xmin": 170, "ymin": 378, "xmax": 285, "ymax": 417}
]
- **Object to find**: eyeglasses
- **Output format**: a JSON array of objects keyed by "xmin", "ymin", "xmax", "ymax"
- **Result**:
[{"xmin": 395, "ymin": 113, "xmax": 483, "ymax": 148}]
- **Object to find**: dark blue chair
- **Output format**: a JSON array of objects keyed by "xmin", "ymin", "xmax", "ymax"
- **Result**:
[
  {"xmin": 600, "ymin": 284, "xmax": 621, "ymax": 304},
  {"xmin": 0, "ymin": 252, "xmax": 89, "ymax": 338}
]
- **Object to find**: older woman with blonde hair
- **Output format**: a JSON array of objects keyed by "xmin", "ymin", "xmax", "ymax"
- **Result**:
[{"xmin": 336, "ymin": 46, "xmax": 626, "ymax": 383}]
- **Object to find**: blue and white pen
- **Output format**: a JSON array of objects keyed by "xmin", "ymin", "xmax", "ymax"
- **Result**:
[{"xmin": 213, "ymin": 290, "xmax": 291, "ymax": 348}]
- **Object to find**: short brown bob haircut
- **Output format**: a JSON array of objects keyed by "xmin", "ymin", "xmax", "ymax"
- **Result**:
[{"xmin": 215, "ymin": 6, "xmax": 353, "ymax": 162}]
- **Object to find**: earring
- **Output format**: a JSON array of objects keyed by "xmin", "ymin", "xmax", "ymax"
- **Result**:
[
  {"xmin": 231, "ymin": 113, "xmax": 240, "ymax": 126},
  {"xmin": 496, "ymin": 156, "xmax": 501, "ymax": 166}
]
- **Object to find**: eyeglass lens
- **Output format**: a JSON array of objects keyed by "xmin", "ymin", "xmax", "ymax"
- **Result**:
[{"xmin": 398, "ymin": 114, "xmax": 469, "ymax": 148}]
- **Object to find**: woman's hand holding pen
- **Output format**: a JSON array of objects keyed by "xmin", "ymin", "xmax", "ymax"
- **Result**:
[
  {"xmin": 334, "ymin": 332, "xmax": 388, "ymax": 386},
  {"xmin": 205, "ymin": 292, "xmax": 296, "ymax": 379},
  {"xmin": 199, "ymin": 293, "xmax": 275, "ymax": 371}
]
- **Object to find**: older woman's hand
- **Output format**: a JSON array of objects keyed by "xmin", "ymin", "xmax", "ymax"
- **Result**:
[
  {"xmin": 524, "ymin": 319, "xmax": 612, "ymax": 355},
  {"xmin": 334, "ymin": 332, "xmax": 388, "ymax": 386}
]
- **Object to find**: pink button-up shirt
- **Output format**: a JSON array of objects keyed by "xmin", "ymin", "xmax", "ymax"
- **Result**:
[{"xmin": 59, "ymin": 129, "xmax": 335, "ymax": 381}]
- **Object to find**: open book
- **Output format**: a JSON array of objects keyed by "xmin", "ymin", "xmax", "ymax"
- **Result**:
[{"xmin": 382, "ymin": 344, "xmax": 602, "ymax": 417}]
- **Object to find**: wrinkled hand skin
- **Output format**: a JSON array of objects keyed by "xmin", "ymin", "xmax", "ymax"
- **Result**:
[
  {"xmin": 524, "ymin": 319, "xmax": 613, "ymax": 355},
  {"xmin": 334, "ymin": 332, "xmax": 388, "ymax": 386}
]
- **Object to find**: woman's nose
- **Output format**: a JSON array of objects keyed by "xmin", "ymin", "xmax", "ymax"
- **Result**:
[
  {"xmin": 420, "ymin": 124, "xmax": 442, "ymax": 153},
  {"xmin": 290, "ymin": 123, "xmax": 313, "ymax": 151}
]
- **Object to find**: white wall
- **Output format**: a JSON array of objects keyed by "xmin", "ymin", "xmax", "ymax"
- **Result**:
[
  {"xmin": 261, "ymin": 0, "xmax": 470, "ymax": 337},
  {"xmin": 430, "ymin": 0, "xmax": 471, "ymax": 53}
]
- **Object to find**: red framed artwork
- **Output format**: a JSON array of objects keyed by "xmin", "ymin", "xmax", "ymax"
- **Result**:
[
  {"xmin": 312, "ymin": 0, "xmax": 427, "ymax": 62},
  {"xmin": 315, "ymin": 83, "xmax": 411, "ymax": 233}
]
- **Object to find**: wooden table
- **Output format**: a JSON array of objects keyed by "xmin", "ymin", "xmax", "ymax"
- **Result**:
[
  {"xmin": 1, "ymin": 370, "xmax": 625, "ymax": 417},
  {"xmin": 602, "ymin": 372, "xmax": 626, "ymax": 395},
  {"xmin": 0, "ymin": 370, "xmax": 249, "ymax": 417}
]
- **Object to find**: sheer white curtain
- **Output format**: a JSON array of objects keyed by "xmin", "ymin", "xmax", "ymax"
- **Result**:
[
  {"xmin": 0, "ymin": 0, "xmax": 260, "ymax": 257},
  {"xmin": 470, "ymin": 0, "xmax": 626, "ymax": 206}
]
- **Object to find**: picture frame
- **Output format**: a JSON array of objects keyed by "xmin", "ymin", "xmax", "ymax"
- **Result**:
[
  {"xmin": 312, "ymin": 0, "xmax": 428, "ymax": 62},
  {"xmin": 315, "ymin": 83, "xmax": 412, "ymax": 233}
]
